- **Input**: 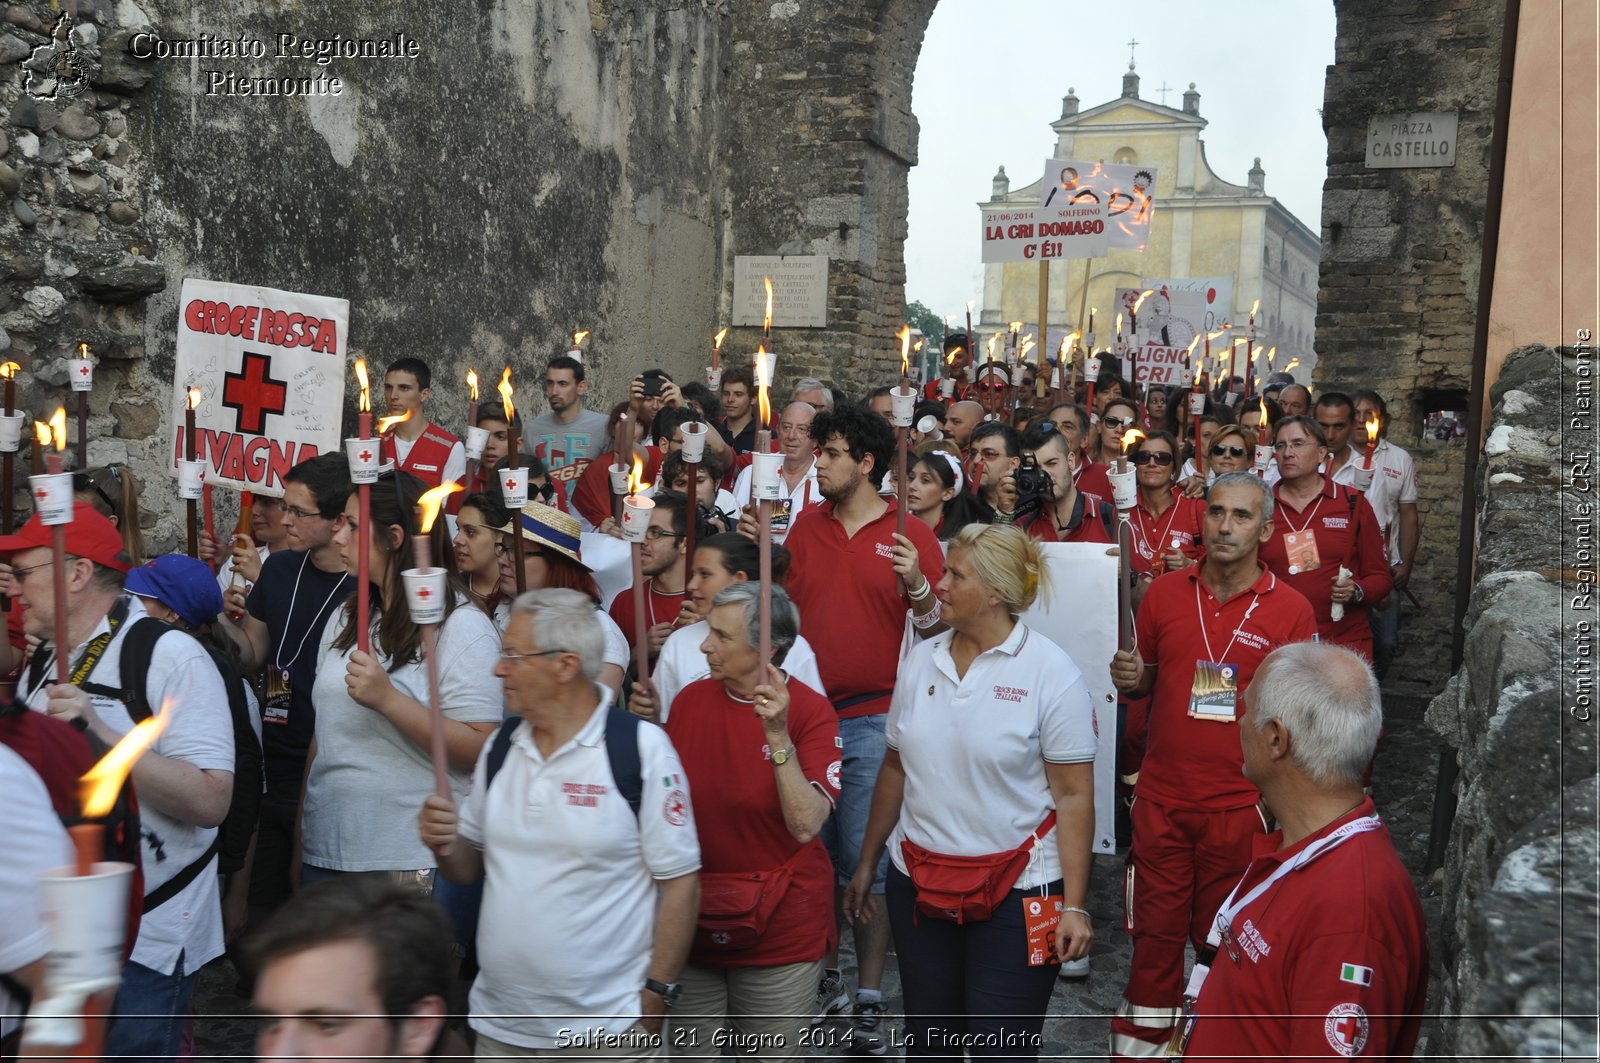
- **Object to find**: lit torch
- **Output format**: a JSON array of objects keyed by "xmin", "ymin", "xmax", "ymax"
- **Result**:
[
  {"xmin": 622, "ymin": 455, "xmax": 655, "ymax": 687},
  {"xmin": 894, "ymin": 326, "xmax": 913, "ymax": 537},
  {"xmin": 0, "ymin": 361, "xmax": 18, "ymax": 547},
  {"xmin": 1128, "ymin": 290, "xmax": 1155, "ymax": 389},
  {"xmin": 466, "ymin": 368, "xmax": 479, "ymax": 427},
  {"xmin": 1113, "ymin": 427, "xmax": 1147, "ymax": 651},
  {"xmin": 763, "ymin": 276, "xmax": 774, "ymax": 352},
  {"xmin": 72, "ymin": 342, "xmax": 92, "ymax": 469},
  {"xmin": 1245, "ymin": 298, "xmax": 1260, "ymax": 398},
  {"xmin": 413, "ymin": 482, "xmax": 463, "ymax": 800},
  {"xmin": 754, "ymin": 347, "xmax": 776, "ymax": 674},
  {"xmin": 353, "ymin": 359, "xmax": 375, "ymax": 651},
  {"xmin": 1363, "ymin": 411, "xmax": 1381, "ymax": 471},
  {"xmin": 496, "ymin": 368, "xmax": 526, "ymax": 593},
  {"xmin": 712, "ymin": 326, "xmax": 727, "ymax": 373}
]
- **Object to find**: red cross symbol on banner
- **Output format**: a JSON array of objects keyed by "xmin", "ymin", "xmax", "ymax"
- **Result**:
[{"xmin": 222, "ymin": 351, "xmax": 289, "ymax": 435}]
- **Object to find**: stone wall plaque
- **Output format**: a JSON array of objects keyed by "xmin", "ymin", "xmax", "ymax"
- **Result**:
[
  {"xmin": 1365, "ymin": 112, "xmax": 1458, "ymax": 169},
  {"xmin": 733, "ymin": 255, "xmax": 829, "ymax": 328}
]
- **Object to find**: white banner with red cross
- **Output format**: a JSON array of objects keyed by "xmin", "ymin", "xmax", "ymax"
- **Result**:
[{"xmin": 170, "ymin": 278, "xmax": 349, "ymax": 495}]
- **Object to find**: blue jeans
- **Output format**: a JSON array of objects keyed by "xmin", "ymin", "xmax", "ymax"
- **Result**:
[
  {"xmin": 1370, "ymin": 593, "xmax": 1402, "ymax": 676},
  {"xmin": 820, "ymin": 714, "xmax": 890, "ymax": 892},
  {"xmin": 105, "ymin": 949, "xmax": 196, "ymax": 1063},
  {"xmin": 886, "ymin": 867, "xmax": 1059, "ymax": 1061}
]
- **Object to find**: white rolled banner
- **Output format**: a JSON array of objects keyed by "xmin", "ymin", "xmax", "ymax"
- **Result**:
[
  {"xmin": 67, "ymin": 359, "xmax": 93, "ymax": 392},
  {"xmin": 1331, "ymin": 566, "xmax": 1352, "ymax": 622},
  {"xmin": 751, "ymin": 452, "xmax": 783, "ymax": 501},
  {"xmin": 1352, "ymin": 465, "xmax": 1374, "ymax": 491},
  {"xmin": 679, "ymin": 421, "xmax": 708, "ymax": 463},
  {"xmin": 0, "ymin": 411, "xmax": 24, "ymax": 453},
  {"xmin": 890, "ymin": 385, "xmax": 916, "ymax": 428},
  {"xmin": 463, "ymin": 425, "xmax": 490, "ymax": 461},
  {"xmin": 620, "ymin": 495, "xmax": 654, "ymax": 542},
  {"xmin": 176, "ymin": 459, "xmax": 206, "ymax": 500},
  {"xmin": 1084, "ymin": 357, "xmax": 1102, "ymax": 384},
  {"xmin": 497, "ymin": 466, "xmax": 529, "ymax": 509},
  {"xmin": 38, "ymin": 862, "xmax": 134, "ymax": 989},
  {"xmin": 344, "ymin": 438, "xmax": 380, "ymax": 485},
  {"xmin": 402, "ymin": 567, "xmax": 448, "ymax": 625},
  {"xmin": 705, "ymin": 366, "xmax": 722, "ymax": 390},
  {"xmin": 1108, "ymin": 466, "xmax": 1138, "ymax": 511},
  {"xmin": 607, "ymin": 463, "xmax": 630, "ymax": 496}
]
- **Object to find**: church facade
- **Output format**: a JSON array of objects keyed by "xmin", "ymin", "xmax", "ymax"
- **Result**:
[{"xmin": 977, "ymin": 66, "xmax": 1321, "ymax": 381}]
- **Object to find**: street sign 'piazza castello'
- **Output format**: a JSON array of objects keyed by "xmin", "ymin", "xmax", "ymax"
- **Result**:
[{"xmin": 1365, "ymin": 111, "xmax": 1458, "ymax": 169}]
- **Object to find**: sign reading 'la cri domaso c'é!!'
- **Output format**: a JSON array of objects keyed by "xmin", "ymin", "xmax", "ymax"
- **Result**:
[{"xmin": 1365, "ymin": 111, "xmax": 1458, "ymax": 169}]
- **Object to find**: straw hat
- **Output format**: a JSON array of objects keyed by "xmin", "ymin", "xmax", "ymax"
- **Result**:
[{"xmin": 499, "ymin": 501, "xmax": 587, "ymax": 567}]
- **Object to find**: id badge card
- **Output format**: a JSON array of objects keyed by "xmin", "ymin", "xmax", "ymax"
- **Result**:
[
  {"xmin": 263, "ymin": 668, "xmax": 292, "ymax": 726},
  {"xmin": 1188, "ymin": 660, "xmax": 1238, "ymax": 722},
  {"xmin": 1284, "ymin": 530, "xmax": 1322, "ymax": 574},
  {"xmin": 772, "ymin": 497, "xmax": 794, "ymax": 534},
  {"xmin": 1024, "ymin": 894, "xmax": 1063, "ymax": 967}
]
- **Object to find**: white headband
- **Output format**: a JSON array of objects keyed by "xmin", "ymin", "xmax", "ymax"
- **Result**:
[{"xmin": 927, "ymin": 449, "xmax": 964, "ymax": 493}]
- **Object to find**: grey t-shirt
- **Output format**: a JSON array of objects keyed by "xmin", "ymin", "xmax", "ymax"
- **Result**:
[{"xmin": 525, "ymin": 408, "xmax": 612, "ymax": 469}]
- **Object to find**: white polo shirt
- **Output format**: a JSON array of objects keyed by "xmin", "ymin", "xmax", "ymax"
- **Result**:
[
  {"xmin": 1331, "ymin": 438, "xmax": 1417, "ymax": 564},
  {"xmin": 459, "ymin": 691, "xmax": 701, "ymax": 1049},
  {"xmin": 885, "ymin": 622, "xmax": 1096, "ymax": 889},
  {"xmin": 732, "ymin": 457, "xmax": 820, "ymax": 541},
  {"xmin": 651, "ymin": 621, "xmax": 829, "ymax": 723}
]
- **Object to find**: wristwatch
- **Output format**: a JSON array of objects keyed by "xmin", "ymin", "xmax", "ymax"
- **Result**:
[
  {"xmin": 643, "ymin": 978, "xmax": 682, "ymax": 1007},
  {"xmin": 770, "ymin": 744, "xmax": 797, "ymax": 766}
]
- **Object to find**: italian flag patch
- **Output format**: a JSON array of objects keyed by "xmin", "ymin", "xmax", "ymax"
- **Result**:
[{"xmin": 1340, "ymin": 963, "xmax": 1373, "ymax": 986}]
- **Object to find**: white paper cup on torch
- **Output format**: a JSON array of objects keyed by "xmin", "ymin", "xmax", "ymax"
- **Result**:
[
  {"xmin": 1108, "ymin": 466, "xmax": 1138, "ymax": 511},
  {"xmin": 680, "ymin": 421, "xmax": 709, "ymax": 463},
  {"xmin": 1352, "ymin": 466, "xmax": 1374, "ymax": 491},
  {"xmin": 1188, "ymin": 391, "xmax": 1206, "ymax": 416},
  {"xmin": 705, "ymin": 366, "xmax": 722, "ymax": 390},
  {"xmin": 176, "ymin": 459, "xmax": 206, "ymax": 501},
  {"xmin": 38, "ymin": 862, "xmax": 133, "ymax": 990},
  {"xmin": 620, "ymin": 494, "xmax": 654, "ymax": 543},
  {"xmin": 344, "ymin": 438, "xmax": 380, "ymax": 485},
  {"xmin": 608, "ymin": 463, "xmax": 630, "ymax": 496},
  {"xmin": 0, "ymin": 411, "xmax": 25, "ymax": 453},
  {"xmin": 67, "ymin": 359, "xmax": 93, "ymax": 392},
  {"xmin": 751, "ymin": 453, "xmax": 783, "ymax": 502},
  {"xmin": 464, "ymin": 425, "xmax": 490, "ymax": 462},
  {"xmin": 1253, "ymin": 447, "xmax": 1273, "ymax": 478},
  {"xmin": 402, "ymin": 568, "xmax": 448, "ymax": 625},
  {"xmin": 1084, "ymin": 358, "xmax": 1102, "ymax": 383},
  {"xmin": 497, "ymin": 466, "xmax": 529, "ymax": 509},
  {"xmin": 939, "ymin": 376, "xmax": 954, "ymax": 399},
  {"xmin": 889, "ymin": 385, "xmax": 916, "ymax": 428}
]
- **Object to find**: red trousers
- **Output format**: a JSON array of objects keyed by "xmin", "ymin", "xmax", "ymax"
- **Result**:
[{"xmin": 1110, "ymin": 797, "xmax": 1268, "ymax": 1059}]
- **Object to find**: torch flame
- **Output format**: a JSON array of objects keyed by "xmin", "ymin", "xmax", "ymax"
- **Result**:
[
  {"xmin": 754, "ymin": 345, "xmax": 771, "ymax": 425},
  {"xmin": 1208, "ymin": 328, "xmax": 1230, "ymax": 342},
  {"xmin": 1058, "ymin": 335, "xmax": 1070, "ymax": 357},
  {"xmin": 1194, "ymin": 357, "xmax": 1205, "ymax": 386},
  {"xmin": 1364, "ymin": 412, "xmax": 1382, "ymax": 443},
  {"xmin": 627, "ymin": 453, "xmax": 649, "ymax": 496},
  {"xmin": 354, "ymin": 360, "xmax": 370, "ymax": 414},
  {"xmin": 897, "ymin": 325, "xmax": 911, "ymax": 376},
  {"xmin": 1115, "ymin": 312, "xmax": 1124, "ymax": 335},
  {"xmin": 33, "ymin": 421, "xmax": 50, "ymax": 447},
  {"xmin": 466, "ymin": 368, "xmax": 478, "ymax": 402},
  {"xmin": 763, "ymin": 277, "xmax": 773, "ymax": 333},
  {"xmin": 945, "ymin": 346, "xmax": 962, "ymax": 366},
  {"xmin": 416, "ymin": 483, "xmax": 463, "ymax": 535},
  {"xmin": 1284, "ymin": 357, "xmax": 1300, "ymax": 373},
  {"xmin": 966, "ymin": 300, "xmax": 975, "ymax": 313},
  {"xmin": 81, "ymin": 714, "xmax": 167, "ymax": 818},
  {"xmin": 187, "ymin": 386, "xmax": 202, "ymax": 412},
  {"xmin": 986, "ymin": 335, "xmax": 998, "ymax": 361},
  {"xmin": 1184, "ymin": 335, "xmax": 1203, "ymax": 360},
  {"xmin": 1131, "ymin": 289, "xmax": 1155, "ymax": 315},
  {"xmin": 79, "ymin": 342, "xmax": 89, "ymax": 359},
  {"xmin": 713, "ymin": 327, "xmax": 728, "ymax": 350},
  {"xmin": 1265, "ymin": 346, "xmax": 1279, "ymax": 369},
  {"xmin": 1121, "ymin": 428, "xmax": 1147, "ymax": 456},
  {"xmin": 376, "ymin": 409, "xmax": 412, "ymax": 434},
  {"xmin": 496, "ymin": 367, "xmax": 515, "ymax": 422},
  {"xmin": 48, "ymin": 407, "xmax": 65, "ymax": 451},
  {"xmin": 0, "ymin": 361, "xmax": 19, "ymax": 381},
  {"xmin": 572, "ymin": 330, "xmax": 590, "ymax": 350},
  {"xmin": 1008, "ymin": 321, "xmax": 1023, "ymax": 335},
  {"xmin": 1018, "ymin": 338, "xmax": 1036, "ymax": 362},
  {"xmin": 913, "ymin": 338, "xmax": 925, "ymax": 353},
  {"xmin": 1250, "ymin": 298, "xmax": 1261, "ymax": 318}
]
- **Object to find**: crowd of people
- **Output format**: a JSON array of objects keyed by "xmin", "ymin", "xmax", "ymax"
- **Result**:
[{"xmin": 0, "ymin": 336, "xmax": 1428, "ymax": 1062}]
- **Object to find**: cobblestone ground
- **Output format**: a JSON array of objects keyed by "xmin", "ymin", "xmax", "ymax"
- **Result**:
[{"xmin": 192, "ymin": 692, "xmax": 1444, "ymax": 1061}]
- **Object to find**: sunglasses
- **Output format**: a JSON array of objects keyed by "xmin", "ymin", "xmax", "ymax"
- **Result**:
[
  {"xmin": 1132, "ymin": 451, "xmax": 1175, "ymax": 467},
  {"xmin": 1210, "ymin": 444, "xmax": 1249, "ymax": 458},
  {"xmin": 1102, "ymin": 416, "xmax": 1133, "ymax": 430}
]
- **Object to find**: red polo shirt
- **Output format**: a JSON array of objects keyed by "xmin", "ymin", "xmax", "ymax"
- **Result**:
[
  {"xmin": 1184, "ymin": 797, "xmax": 1428, "ymax": 1061},
  {"xmin": 1133, "ymin": 564, "xmax": 1317, "ymax": 811},
  {"xmin": 1259, "ymin": 479, "xmax": 1392, "ymax": 656},
  {"xmin": 1074, "ymin": 456, "xmax": 1114, "ymax": 502},
  {"xmin": 666, "ymin": 677, "xmax": 840, "ymax": 968},
  {"xmin": 607, "ymin": 581, "xmax": 689, "ymax": 653},
  {"xmin": 1019, "ymin": 489, "xmax": 1113, "ymax": 544},
  {"xmin": 786, "ymin": 497, "xmax": 944, "ymax": 718},
  {"xmin": 1126, "ymin": 492, "xmax": 1206, "ymax": 577}
]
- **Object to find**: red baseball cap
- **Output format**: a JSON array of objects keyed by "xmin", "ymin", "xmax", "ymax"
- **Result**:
[{"xmin": 0, "ymin": 502, "xmax": 132, "ymax": 572}]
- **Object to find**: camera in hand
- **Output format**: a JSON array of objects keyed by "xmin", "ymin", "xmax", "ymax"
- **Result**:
[{"xmin": 1012, "ymin": 454, "xmax": 1053, "ymax": 520}]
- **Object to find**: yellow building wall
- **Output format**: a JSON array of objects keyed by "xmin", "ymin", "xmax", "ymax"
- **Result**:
[{"xmin": 1188, "ymin": 210, "xmax": 1245, "ymax": 277}]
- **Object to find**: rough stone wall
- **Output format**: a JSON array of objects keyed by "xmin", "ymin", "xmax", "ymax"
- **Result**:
[
  {"xmin": 1424, "ymin": 345, "xmax": 1596, "ymax": 1058},
  {"xmin": 1319, "ymin": 0, "xmax": 1506, "ymax": 694}
]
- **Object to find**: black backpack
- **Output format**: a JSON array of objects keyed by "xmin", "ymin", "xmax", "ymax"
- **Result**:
[
  {"xmin": 484, "ymin": 708, "xmax": 642, "ymax": 816},
  {"xmin": 37, "ymin": 615, "xmax": 265, "ymax": 899}
]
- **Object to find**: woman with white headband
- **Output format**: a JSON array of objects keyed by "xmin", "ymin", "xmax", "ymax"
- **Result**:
[{"xmin": 904, "ymin": 443, "xmax": 988, "ymax": 542}]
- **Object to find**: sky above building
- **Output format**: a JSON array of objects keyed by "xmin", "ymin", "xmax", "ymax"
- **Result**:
[{"xmin": 907, "ymin": 0, "xmax": 1337, "ymax": 318}]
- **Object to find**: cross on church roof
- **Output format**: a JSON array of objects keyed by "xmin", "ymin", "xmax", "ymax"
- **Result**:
[
  {"xmin": 1157, "ymin": 81, "xmax": 1172, "ymax": 104},
  {"xmin": 1127, "ymin": 37, "xmax": 1139, "ymax": 66}
]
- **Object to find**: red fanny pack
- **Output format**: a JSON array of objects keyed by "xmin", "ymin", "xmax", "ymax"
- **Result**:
[
  {"xmin": 695, "ymin": 849, "xmax": 804, "ymax": 952},
  {"xmin": 899, "ymin": 811, "xmax": 1057, "ymax": 924}
]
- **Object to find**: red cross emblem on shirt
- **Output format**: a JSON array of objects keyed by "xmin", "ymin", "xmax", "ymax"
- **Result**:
[
  {"xmin": 222, "ymin": 351, "xmax": 289, "ymax": 435},
  {"xmin": 1333, "ymin": 1017, "xmax": 1360, "ymax": 1045}
]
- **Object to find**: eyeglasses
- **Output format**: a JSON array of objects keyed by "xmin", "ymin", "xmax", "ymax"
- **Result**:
[
  {"xmin": 499, "ymin": 648, "xmax": 565, "ymax": 662},
  {"xmin": 1132, "ymin": 452, "xmax": 1175, "ymax": 467},
  {"xmin": 1273, "ymin": 439, "xmax": 1318, "ymax": 452},
  {"xmin": 1102, "ymin": 416, "xmax": 1133, "ymax": 430},
  {"xmin": 644, "ymin": 528, "xmax": 684, "ymax": 541},
  {"xmin": 10, "ymin": 558, "xmax": 65, "ymax": 580},
  {"xmin": 1210, "ymin": 444, "xmax": 1249, "ymax": 458},
  {"xmin": 284, "ymin": 505, "xmax": 328, "ymax": 521}
]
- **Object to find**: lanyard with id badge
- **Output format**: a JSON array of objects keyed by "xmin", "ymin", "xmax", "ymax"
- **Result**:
[
  {"xmin": 1188, "ymin": 581, "xmax": 1262, "ymax": 723},
  {"xmin": 1280, "ymin": 496, "xmax": 1325, "ymax": 575},
  {"xmin": 1019, "ymin": 845, "xmax": 1064, "ymax": 967},
  {"xmin": 267, "ymin": 555, "xmax": 350, "ymax": 727}
]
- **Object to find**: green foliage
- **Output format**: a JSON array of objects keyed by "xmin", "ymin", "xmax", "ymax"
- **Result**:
[{"xmin": 905, "ymin": 300, "xmax": 944, "ymax": 346}]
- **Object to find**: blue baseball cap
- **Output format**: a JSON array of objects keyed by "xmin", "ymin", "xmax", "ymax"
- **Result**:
[{"xmin": 124, "ymin": 554, "xmax": 224, "ymax": 628}]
